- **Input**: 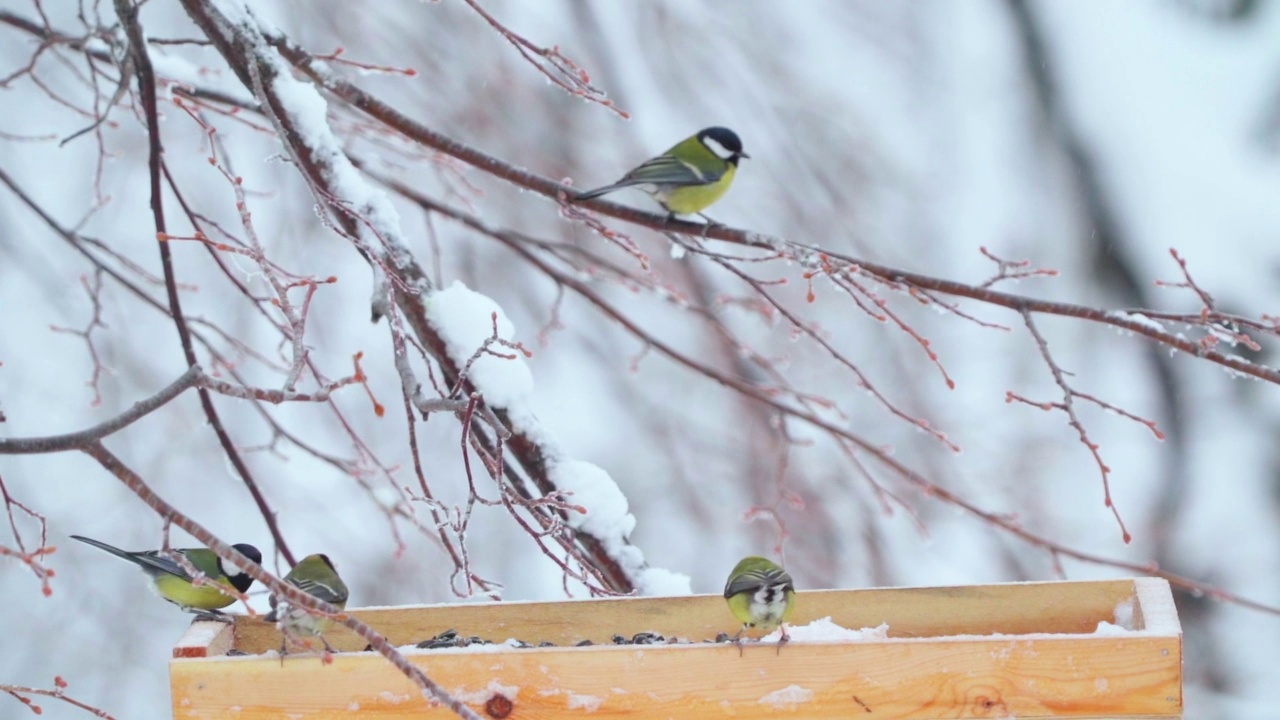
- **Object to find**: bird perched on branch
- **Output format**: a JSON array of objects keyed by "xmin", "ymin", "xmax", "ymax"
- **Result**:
[
  {"xmin": 71, "ymin": 535, "xmax": 261, "ymax": 616},
  {"xmin": 575, "ymin": 126, "xmax": 749, "ymax": 221},
  {"xmin": 265, "ymin": 553, "xmax": 349, "ymax": 655},
  {"xmin": 724, "ymin": 555, "xmax": 795, "ymax": 654}
]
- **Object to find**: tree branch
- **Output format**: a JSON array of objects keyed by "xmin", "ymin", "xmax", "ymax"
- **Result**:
[
  {"xmin": 79, "ymin": 442, "xmax": 482, "ymax": 720},
  {"xmin": 113, "ymin": 0, "xmax": 295, "ymax": 566},
  {"xmin": 177, "ymin": 0, "xmax": 637, "ymax": 594},
  {"xmin": 0, "ymin": 367, "xmax": 200, "ymax": 454}
]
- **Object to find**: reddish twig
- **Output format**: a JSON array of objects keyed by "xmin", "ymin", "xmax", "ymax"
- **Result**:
[
  {"xmin": 698, "ymin": 246, "xmax": 960, "ymax": 453},
  {"xmin": 179, "ymin": 0, "xmax": 637, "ymax": 594},
  {"xmin": 979, "ymin": 245, "xmax": 1060, "ymax": 288},
  {"xmin": 1155, "ymin": 247, "xmax": 1215, "ymax": 309},
  {"xmin": 0, "ymin": 473, "xmax": 55, "ymax": 596},
  {"xmin": 113, "ymin": 0, "xmax": 296, "ymax": 566},
  {"xmin": 1010, "ymin": 310, "xmax": 1156, "ymax": 543},
  {"xmin": 2, "ymin": 676, "xmax": 117, "ymax": 719},
  {"xmin": 558, "ymin": 196, "xmax": 650, "ymax": 270},
  {"xmin": 458, "ymin": 0, "xmax": 627, "ymax": 118},
  {"xmin": 312, "ymin": 46, "xmax": 417, "ymax": 77}
]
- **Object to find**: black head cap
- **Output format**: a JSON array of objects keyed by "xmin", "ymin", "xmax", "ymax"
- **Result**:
[
  {"xmin": 223, "ymin": 543, "xmax": 263, "ymax": 593},
  {"xmin": 697, "ymin": 127, "xmax": 749, "ymax": 161}
]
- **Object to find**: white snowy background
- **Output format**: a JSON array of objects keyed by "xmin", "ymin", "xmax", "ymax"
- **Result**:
[{"xmin": 2, "ymin": 0, "xmax": 1279, "ymax": 717}]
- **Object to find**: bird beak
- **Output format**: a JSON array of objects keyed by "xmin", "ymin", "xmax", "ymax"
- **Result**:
[{"xmin": 739, "ymin": 151, "xmax": 751, "ymax": 160}]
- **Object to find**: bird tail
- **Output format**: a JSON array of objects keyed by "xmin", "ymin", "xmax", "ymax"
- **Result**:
[
  {"xmin": 575, "ymin": 183, "xmax": 626, "ymax": 202},
  {"xmin": 70, "ymin": 535, "xmax": 143, "ymax": 566}
]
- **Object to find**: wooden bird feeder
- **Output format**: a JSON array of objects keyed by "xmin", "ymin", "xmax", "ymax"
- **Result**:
[{"xmin": 169, "ymin": 577, "xmax": 1182, "ymax": 719}]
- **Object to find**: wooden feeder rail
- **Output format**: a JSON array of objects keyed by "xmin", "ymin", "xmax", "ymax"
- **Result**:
[{"xmin": 170, "ymin": 577, "xmax": 1182, "ymax": 719}]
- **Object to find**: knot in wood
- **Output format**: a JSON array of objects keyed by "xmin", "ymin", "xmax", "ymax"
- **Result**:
[{"xmin": 485, "ymin": 693, "xmax": 514, "ymax": 719}]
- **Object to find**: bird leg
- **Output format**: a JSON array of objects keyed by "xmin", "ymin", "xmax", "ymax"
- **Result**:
[
  {"xmin": 775, "ymin": 624, "xmax": 790, "ymax": 656},
  {"xmin": 731, "ymin": 626, "xmax": 747, "ymax": 658},
  {"xmin": 276, "ymin": 621, "xmax": 303, "ymax": 665}
]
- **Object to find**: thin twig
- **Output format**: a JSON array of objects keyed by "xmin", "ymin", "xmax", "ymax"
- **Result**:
[{"xmin": 80, "ymin": 442, "xmax": 483, "ymax": 720}]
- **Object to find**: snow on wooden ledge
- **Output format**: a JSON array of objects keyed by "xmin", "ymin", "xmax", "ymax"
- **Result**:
[{"xmin": 169, "ymin": 577, "xmax": 1182, "ymax": 719}]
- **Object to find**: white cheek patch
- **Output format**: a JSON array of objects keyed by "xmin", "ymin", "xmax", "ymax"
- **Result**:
[
  {"xmin": 221, "ymin": 557, "xmax": 249, "ymax": 579},
  {"xmin": 703, "ymin": 136, "xmax": 735, "ymax": 160}
]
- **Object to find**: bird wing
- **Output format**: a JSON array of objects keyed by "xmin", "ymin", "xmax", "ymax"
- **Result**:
[
  {"xmin": 724, "ymin": 565, "xmax": 794, "ymax": 598},
  {"xmin": 292, "ymin": 576, "xmax": 350, "ymax": 605},
  {"xmin": 131, "ymin": 550, "xmax": 203, "ymax": 581},
  {"xmin": 577, "ymin": 155, "xmax": 723, "ymax": 200},
  {"xmin": 619, "ymin": 154, "xmax": 721, "ymax": 187},
  {"xmin": 265, "ymin": 575, "xmax": 347, "ymax": 622}
]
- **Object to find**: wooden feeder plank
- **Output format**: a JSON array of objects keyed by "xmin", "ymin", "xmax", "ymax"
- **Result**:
[
  {"xmin": 170, "ymin": 578, "xmax": 1182, "ymax": 719},
  {"xmin": 228, "ymin": 578, "xmax": 1142, "ymax": 654}
]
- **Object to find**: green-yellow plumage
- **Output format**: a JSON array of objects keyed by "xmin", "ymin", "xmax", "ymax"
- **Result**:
[
  {"xmin": 151, "ymin": 573, "xmax": 243, "ymax": 610},
  {"xmin": 724, "ymin": 555, "xmax": 796, "ymax": 644},
  {"xmin": 71, "ymin": 535, "xmax": 261, "ymax": 613},
  {"xmin": 662, "ymin": 164, "xmax": 738, "ymax": 215},
  {"xmin": 266, "ymin": 553, "xmax": 349, "ymax": 654},
  {"xmin": 576, "ymin": 126, "xmax": 749, "ymax": 217}
]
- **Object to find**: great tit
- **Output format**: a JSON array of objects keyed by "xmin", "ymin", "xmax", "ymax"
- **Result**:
[
  {"xmin": 724, "ymin": 555, "xmax": 795, "ymax": 653},
  {"xmin": 71, "ymin": 535, "xmax": 261, "ymax": 614},
  {"xmin": 264, "ymin": 553, "xmax": 349, "ymax": 654},
  {"xmin": 575, "ymin": 126, "xmax": 749, "ymax": 219}
]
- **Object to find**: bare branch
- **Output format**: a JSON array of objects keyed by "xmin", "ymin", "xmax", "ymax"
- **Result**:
[
  {"xmin": 2, "ymin": 677, "xmax": 117, "ymax": 719},
  {"xmin": 113, "ymin": 0, "xmax": 296, "ymax": 566},
  {"xmin": 0, "ymin": 473, "xmax": 55, "ymax": 596},
  {"xmin": 1011, "ymin": 310, "xmax": 1144, "ymax": 543},
  {"xmin": 0, "ymin": 366, "xmax": 201, "ymax": 455},
  {"xmin": 459, "ymin": 0, "xmax": 627, "ymax": 118},
  {"xmin": 178, "ymin": 0, "xmax": 639, "ymax": 594},
  {"xmin": 376, "ymin": 185, "xmax": 1280, "ymax": 615},
  {"xmin": 80, "ymin": 442, "xmax": 482, "ymax": 720}
]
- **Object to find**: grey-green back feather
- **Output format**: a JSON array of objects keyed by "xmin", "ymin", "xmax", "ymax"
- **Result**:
[
  {"xmin": 576, "ymin": 134, "xmax": 729, "ymax": 200},
  {"xmin": 724, "ymin": 564, "xmax": 794, "ymax": 599}
]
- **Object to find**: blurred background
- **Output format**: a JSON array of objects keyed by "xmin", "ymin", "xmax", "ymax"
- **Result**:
[{"xmin": 2, "ymin": 0, "xmax": 1280, "ymax": 716}]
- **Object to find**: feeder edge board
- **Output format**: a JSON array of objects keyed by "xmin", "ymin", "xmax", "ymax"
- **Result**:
[
  {"xmin": 170, "ymin": 632, "xmax": 1180, "ymax": 719},
  {"xmin": 221, "ymin": 577, "xmax": 1148, "ymax": 654},
  {"xmin": 170, "ymin": 578, "xmax": 1182, "ymax": 719}
]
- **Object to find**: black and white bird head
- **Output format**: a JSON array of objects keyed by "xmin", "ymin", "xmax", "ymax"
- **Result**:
[
  {"xmin": 697, "ymin": 126, "xmax": 750, "ymax": 163},
  {"xmin": 220, "ymin": 543, "xmax": 263, "ymax": 592}
]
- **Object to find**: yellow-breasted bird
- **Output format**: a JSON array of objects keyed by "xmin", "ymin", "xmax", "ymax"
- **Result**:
[
  {"xmin": 265, "ymin": 553, "xmax": 349, "ymax": 655},
  {"xmin": 724, "ymin": 555, "xmax": 795, "ymax": 653},
  {"xmin": 71, "ymin": 535, "xmax": 260, "ymax": 615},
  {"xmin": 575, "ymin": 126, "xmax": 749, "ymax": 221}
]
